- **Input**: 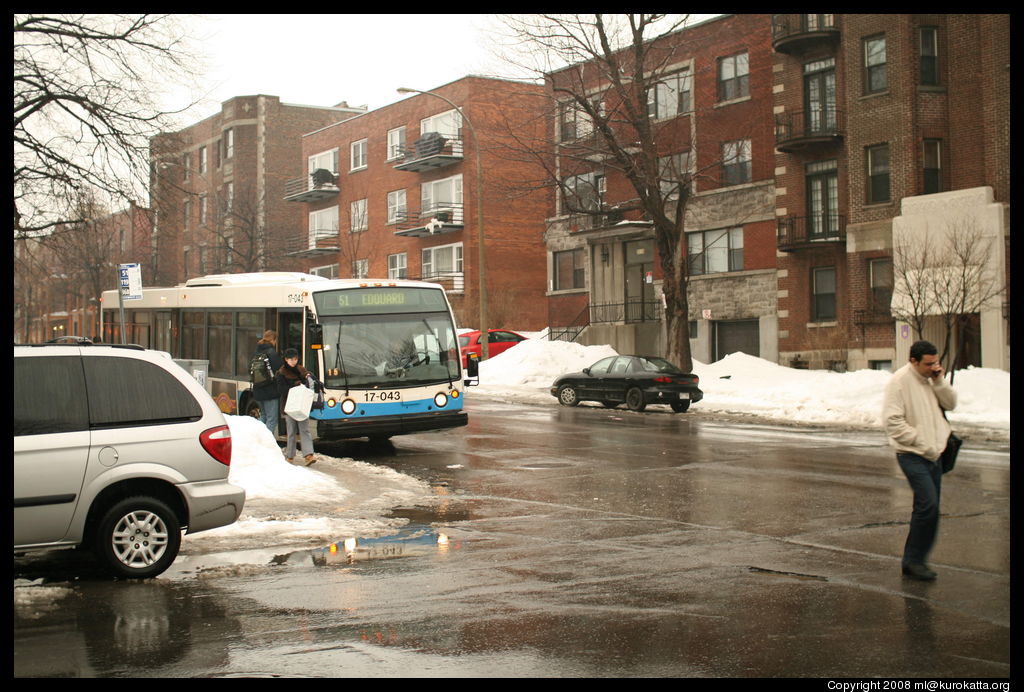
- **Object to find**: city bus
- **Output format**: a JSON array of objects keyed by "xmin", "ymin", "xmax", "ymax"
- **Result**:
[{"xmin": 100, "ymin": 272, "xmax": 475, "ymax": 441}]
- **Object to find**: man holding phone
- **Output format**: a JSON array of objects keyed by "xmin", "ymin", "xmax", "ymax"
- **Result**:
[{"xmin": 882, "ymin": 340, "xmax": 957, "ymax": 581}]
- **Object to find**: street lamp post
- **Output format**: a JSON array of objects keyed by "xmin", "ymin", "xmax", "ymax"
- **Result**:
[{"xmin": 397, "ymin": 87, "xmax": 489, "ymax": 360}]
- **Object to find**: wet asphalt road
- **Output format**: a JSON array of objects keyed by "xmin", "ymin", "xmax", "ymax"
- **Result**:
[{"xmin": 13, "ymin": 400, "xmax": 1011, "ymax": 678}]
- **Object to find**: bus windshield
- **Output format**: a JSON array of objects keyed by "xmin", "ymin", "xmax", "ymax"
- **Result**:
[{"xmin": 320, "ymin": 313, "xmax": 460, "ymax": 388}]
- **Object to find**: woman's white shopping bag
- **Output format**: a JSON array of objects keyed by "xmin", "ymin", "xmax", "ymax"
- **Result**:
[{"xmin": 284, "ymin": 385, "xmax": 315, "ymax": 421}]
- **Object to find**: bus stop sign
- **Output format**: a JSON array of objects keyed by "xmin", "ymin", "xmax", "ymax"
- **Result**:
[{"xmin": 119, "ymin": 263, "xmax": 143, "ymax": 301}]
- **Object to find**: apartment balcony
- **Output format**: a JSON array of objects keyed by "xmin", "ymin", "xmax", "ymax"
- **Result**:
[
  {"xmin": 775, "ymin": 109, "xmax": 844, "ymax": 153},
  {"xmin": 392, "ymin": 203, "xmax": 465, "ymax": 238},
  {"xmin": 771, "ymin": 14, "xmax": 840, "ymax": 55},
  {"xmin": 392, "ymin": 132, "xmax": 464, "ymax": 173},
  {"xmin": 284, "ymin": 169, "xmax": 340, "ymax": 203},
  {"xmin": 284, "ymin": 228, "xmax": 339, "ymax": 257},
  {"xmin": 777, "ymin": 214, "xmax": 846, "ymax": 252}
]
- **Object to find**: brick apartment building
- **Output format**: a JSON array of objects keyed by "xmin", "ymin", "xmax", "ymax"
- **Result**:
[
  {"xmin": 14, "ymin": 202, "xmax": 152, "ymax": 343},
  {"xmin": 772, "ymin": 13, "xmax": 1010, "ymax": 371},
  {"xmin": 544, "ymin": 14, "xmax": 779, "ymax": 362},
  {"xmin": 148, "ymin": 95, "xmax": 367, "ymax": 288},
  {"xmin": 284, "ymin": 76, "xmax": 551, "ymax": 331}
]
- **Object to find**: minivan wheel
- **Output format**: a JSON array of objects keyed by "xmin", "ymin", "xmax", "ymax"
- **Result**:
[{"xmin": 95, "ymin": 497, "xmax": 181, "ymax": 579}]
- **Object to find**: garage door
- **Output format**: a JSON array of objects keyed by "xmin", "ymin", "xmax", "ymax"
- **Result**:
[{"xmin": 714, "ymin": 320, "xmax": 760, "ymax": 361}]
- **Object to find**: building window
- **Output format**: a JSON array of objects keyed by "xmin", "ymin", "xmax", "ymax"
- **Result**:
[
  {"xmin": 722, "ymin": 139, "xmax": 752, "ymax": 186},
  {"xmin": 352, "ymin": 259, "xmax": 369, "ymax": 279},
  {"xmin": 864, "ymin": 35, "xmax": 887, "ymax": 93},
  {"xmin": 387, "ymin": 189, "xmax": 407, "ymax": 225},
  {"xmin": 648, "ymin": 71, "xmax": 692, "ymax": 119},
  {"xmin": 387, "ymin": 126, "xmax": 406, "ymax": 161},
  {"xmin": 350, "ymin": 198, "xmax": 368, "ymax": 232},
  {"xmin": 923, "ymin": 139, "xmax": 942, "ymax": 194},
  {"xmin": 718, "ymin": 52, "xmax": 749, "ymax": 101},
  {"xmin": 659, "ymin": 151, "xmax": 691, "ymax": 198},
  {"xmin": 687, "ymin": 227, "xmax": 744, "ymax": 276},
  {"xmin": 812, "ymin": 266, "xmax": 837, "ymax": 321},
  {"xmin": 388, "ymin": 253, "xmax": 407, "ymax": 280},
  {"xmin": 351, "ymin": 139, "xmax": 368, "ymax": 171},
  {"xmin": 869, "ymin": 258, "xmax": 893, "ymax": 315},
  {"xmin": 421, "ymin": 174, "xmax": 463, "ymax": 221},
  {"xmin": 182, "ymin": 153, "xmax": 191, "ymax": 180},
  {"xmin": 183, "ymin": 198, "xmax": 191, "ymax": 229},
  {"xmin": 309, "ymin": 148, "xmax": 339, "ymax": 176},
  {"xmin": 920, "ymin": 27, "xmax": 939, "ymax": 86},
  {"xmin": 866, "ymin": 144, "xmax": 890, "ymax": 203},
  {"xmin": 199, "ymin": 195, "xmax": 207, "ymax": 225},
  {"xmin": 311, "ymin": 264, "xmax": 339, "ymax": 279},
  {"xmin": 562, "ymin": 171, "xmax": 605, "ymax": 215},
  {"xmin": 421, "ymin": 109, "xmax": 461, "ymax": 138},
  {"xmin": 223, "ymin": 128, "xmax": 234, "ymax": 159},
  {"xmin": 559, "ymin": 98, "xmax": 601, "ymax": 142},
  {"xmin": 199, "ymin": 146, "xmax": 207, "ymax": 175},
  {"xmin": 806, "ymin": 159, "xmax": 840, "ymax": 238},
  {"xmin": 421, "ymin": 242, "xmax": 463, "ymax": 280},
  {"xmin": 553, "ymin": 248, "xmax": 585, "ymax": 291},
  {"xmin": 309, "ymin": 206, "xmax": 339, "ymax": 245}
]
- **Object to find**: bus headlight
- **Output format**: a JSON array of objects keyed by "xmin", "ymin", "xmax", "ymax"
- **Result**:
[
  {"xmin": 340, "ymin": 398, "xmax": 357, "ymax": 415},
  {"xmin": 433, "ymin": 392, "xmax": 448, "ymax": 408}
]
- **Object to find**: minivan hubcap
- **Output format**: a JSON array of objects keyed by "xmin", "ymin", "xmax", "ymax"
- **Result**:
[{"xmin": 112, "ymin": 511, "xmax": 169, "ymax": 567}]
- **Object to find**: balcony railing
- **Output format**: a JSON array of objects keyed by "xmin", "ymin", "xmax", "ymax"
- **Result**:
[
  {"xmin": 777, "ymin": 214, "xmax": 846, "ymax": 251},
  {"xmin": 284, "ymin": 169, "xmax": 340, "ymax": 202},
  {"xmin": 392, "ymin": 132, "xmax": 464, "ymax": 173},
  {"xmin": 407, "ymin": 272, "xmax": 465, "ymax": 294},
  {"xmin": 591, "ymin": 299, "xmax": 663, "ymax": 324},
  {"xmin": 775, "ymin": 109, "xmax": 844, "ymax": 152},
  {"xmin": 392, "ymin": 203, "xmax": 465, "ymax": 237},
  {"xmin": 771, "ymin": 14, "xmax": 840, "ymax": 54},
  {"xmin": 283, "ymin": 228, "xmax": 339, "ymax": 257}
]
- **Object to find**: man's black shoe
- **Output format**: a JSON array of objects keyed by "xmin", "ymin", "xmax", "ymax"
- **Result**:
[{"xmin": 902, "ymin": 563, "xmax": 937, "ymax": 581}]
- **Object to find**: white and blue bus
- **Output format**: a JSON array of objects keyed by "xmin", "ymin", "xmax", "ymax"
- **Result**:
[{"xmin": 100, "ymin": 272, "xmax": 474, "ymax": 441}]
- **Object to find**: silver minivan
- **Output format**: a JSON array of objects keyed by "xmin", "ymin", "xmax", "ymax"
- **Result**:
[{"xmin": 14, "ymin": 344, "xmax": 246, "ymax": 578}]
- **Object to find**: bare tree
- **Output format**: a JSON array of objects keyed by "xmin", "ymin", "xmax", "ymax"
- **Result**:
[
  {"xmin": 14, "ymin": 14, "xmax": 203, "ymax": 235},
  {"xmin": 490, "ymin": 14, "xmax": 743, "ymax": 371},
  {"xmin": 892, "ymin": 219, "xmax": 1004, "ymax": 379}
]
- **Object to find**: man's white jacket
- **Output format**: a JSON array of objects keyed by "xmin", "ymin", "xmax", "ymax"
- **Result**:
[{"xmin": 882, "ymin": 363, "xmax": 957, "ymax": 462}]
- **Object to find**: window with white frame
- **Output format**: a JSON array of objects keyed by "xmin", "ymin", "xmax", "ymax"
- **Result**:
[
  {"xmin": 559, "ymin": 96, "xmax": 602, "ymax": 142},
  {"xmin": 648, "ymin": 70, "xmax": 692, "ymax": 119},
  {"xmin": 309, "ymin": 148, "xmax": 339, "ymax": 176},
  {"xmin": 687, "ymin": 227, "xmax": 744, "ymax": 276},
  {"xmin": 421, "ymin": 243, "xmax": 463, "ymax": 280},
  {"xmin": 311, "ymin": 264, "xmax": 339, "ymax": 279},
  {"xmin": 561, "ymin": 171, "xmax": 605, "ymax": 214},
  {"xmin": 420, "ymin": 109, "xmax": 462, "ymax": 137},
  {"xmin": 352, "ymin": 259, "xmax": 369, "ymax": 279},
  {"xmin": 199, "ymin": 146, "xmax": 207, "ymax": 174},
  {"xmin": 387, "ymin": 189, "xmax": 407, "ymax": 224},
  {"xmin": 351, "ymin": 139, "xmax": 368, "ymax": 171},
  {"xmin": 722, "ymin": 139, "xmax": 752, "ymax": 186},
  {"xmin": 388, "ymin": 252, "xmax": 407, "ymax": 279},
  {"xmin": 421, "ymin": 174, "xmax": 463, "ymax": 222},
  {"xmin": 387, "ymin": 126, "xmax": 406, "ymax": 160},
  {"xmin": 223, "ymin": 128, "xmax": 234, "ymax": 159},
  {"xmin": 350, "ymin": 198, "xmax": 368, "ymax": 232},
  {"xmin": 309, "ymin": 206, "xmax": 339, "ymax": 244},
  {"xmin": 659, "ymin": 151, "xmax": 692, "ymax": 198},
  {"xmin": 199, "ymin": 194, "xmax": 208, "ymax": 225}
]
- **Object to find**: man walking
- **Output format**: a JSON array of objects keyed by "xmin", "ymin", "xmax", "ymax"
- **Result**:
[{"xmin": 882, "ymin": 340, "xmax": 957, "ymax": 581}]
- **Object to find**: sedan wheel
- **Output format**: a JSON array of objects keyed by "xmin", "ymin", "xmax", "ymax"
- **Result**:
[
  {"xmin": 670, "ymin": 400, "xmax": 691, "ymax": 413},
  {"xmin": 557, "ymin": 384, "xmax": 580, "ymax": 407},
  {"xmin": 625, "ymin": 387, "xmax": 646, "ymax": 412}
]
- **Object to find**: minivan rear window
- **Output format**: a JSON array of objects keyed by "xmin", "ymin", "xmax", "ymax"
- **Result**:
[
  {"xmin": 14, "ymin": 356, "xmax": 89, "ymax": 436},
  {"xmin": 84, "ymin": 357, "xmax": 203, "ymax": 428}
]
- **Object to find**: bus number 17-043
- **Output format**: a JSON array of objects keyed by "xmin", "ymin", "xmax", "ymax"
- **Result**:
[{"xmin": 364, "ymin": 391, "xmax": 402, "ymax": 403}]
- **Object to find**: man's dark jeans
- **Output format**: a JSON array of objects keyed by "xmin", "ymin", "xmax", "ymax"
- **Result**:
[{"xmin": 897, "ymin": 452, "xmax": 943, "ymax": 567}]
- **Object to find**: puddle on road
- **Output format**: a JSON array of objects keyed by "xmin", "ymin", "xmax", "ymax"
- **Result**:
[{"xmin": 309, "ymin": 524, "xmax": 461, "ymax": 567}]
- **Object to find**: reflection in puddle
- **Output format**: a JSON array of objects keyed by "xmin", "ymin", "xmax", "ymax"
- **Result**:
[{"xmin": 310, "ymin": 525, "xmax": 459, "ymax": 566}]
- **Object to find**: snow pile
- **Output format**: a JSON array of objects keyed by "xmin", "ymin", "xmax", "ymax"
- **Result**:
[{"xmin": 470, "ymin": 339, "xmax": 1009, "ymax": 433}]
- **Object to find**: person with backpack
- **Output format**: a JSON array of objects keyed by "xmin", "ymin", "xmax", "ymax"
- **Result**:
[{"xmin": 251, "ymin": 330, "xmax": 285, "ymax": 434}]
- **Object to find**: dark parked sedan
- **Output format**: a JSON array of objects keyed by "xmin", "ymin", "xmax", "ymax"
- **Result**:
[{"xmin": 550, "ymin": 355, "xmax": 703, "ymax": 412}]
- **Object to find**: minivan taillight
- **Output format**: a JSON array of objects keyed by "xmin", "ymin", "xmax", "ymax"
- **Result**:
[{"xmin": 200, "ymin": 425, "xmax": 232, "ymax": 466}]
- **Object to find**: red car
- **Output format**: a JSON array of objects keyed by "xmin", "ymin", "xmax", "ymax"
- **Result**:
[{"xmin": 459, "ymin": 329, "xmax": 528, "ymax": 367}]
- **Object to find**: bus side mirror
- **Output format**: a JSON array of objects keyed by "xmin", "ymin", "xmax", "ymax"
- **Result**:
[
  {"xmin": 308, "ymin": 323, "xmax": 323, "ymax": 350},
  {"xmin": 464, "ymin": 352, "xmax": 479, "ymax": 386}
]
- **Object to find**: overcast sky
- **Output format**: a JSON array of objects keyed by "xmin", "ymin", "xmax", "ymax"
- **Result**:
[{"xmin": 176, "ymin": 14, "xmax": 516, "ymax": 121}]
